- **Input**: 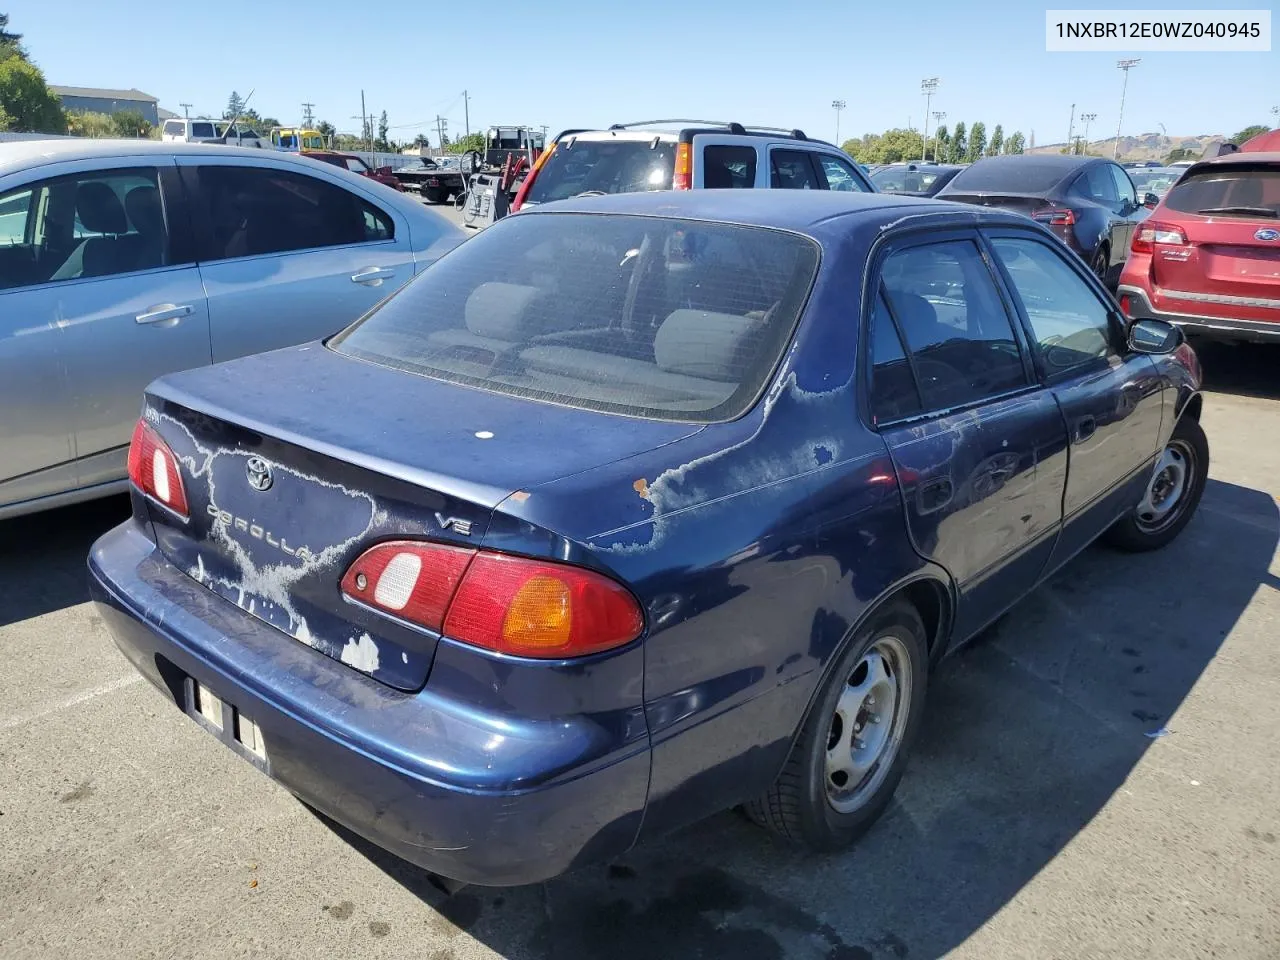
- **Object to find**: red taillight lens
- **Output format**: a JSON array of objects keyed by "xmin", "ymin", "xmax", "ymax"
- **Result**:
[
  {"xmin": 673, "ymin": 142, "xmax": 692, "ymax": 190},
  {"xmin": 511, "ymin": 141, "xmax": 556, "ymax": 212},
  {"xmin": 341, "ymin": 541, "xmax": 476, "ymax": 630},
  {"xmin": 1032, "ymin": 208, "xmax": 1076, "ymax": 226},
  {"xmin": 445, "ymin": 553, "xmax": 643, "ymax": 658},
  {"xmin": 126, "ymin": 419, "xmax": 189, "ymax": 518},
  {"xmin": 341, "ymin": 543, "xmax": 643, "ymax": 658},
  {"xmin": 1118, "ymin": 293, "xmax": 1132, "ymax": 316},
  {"xmin": 1131, "ymin": 220, "xmax": 1187, "ymax": 254}
]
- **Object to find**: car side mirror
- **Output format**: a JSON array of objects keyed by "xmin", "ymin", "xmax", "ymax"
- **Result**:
[
  {"xmin": 1128, "ymin": 318, "xmax": 1183, "ymax": 354},
  {"xmin": 1143, "ymin": 192, "xmax": 1160, "ymax": 209}
]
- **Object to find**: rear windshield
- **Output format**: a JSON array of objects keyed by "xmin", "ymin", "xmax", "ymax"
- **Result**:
[
  {"xmin": 525, "ymin": 140, "xmax": 675, "ymax": 204},
  {"xmin": 1164, "ymin": 167, "xmax": 1280, "ymax": 218},
  {"xmin": 872, "ymin": 166, "xmax": 947, "ymax": 193},
  {"xmin": 331, "ymin": 213, "xmax": 820, "ymax": 422},
  {"xmin": 946, "ymin": 160, "xmax": 1072, "ymax": 194},
  {"xmin": 162, "ymin": 120, "xmax": 185, "ymax": 137}
]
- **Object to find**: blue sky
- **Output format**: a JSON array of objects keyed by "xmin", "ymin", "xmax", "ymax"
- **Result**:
[{"xmin": 7, "ymin": 0, "xmax": 1276, "ymax": 146}]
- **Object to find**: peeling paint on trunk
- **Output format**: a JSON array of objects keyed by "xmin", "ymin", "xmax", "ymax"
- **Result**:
[{"xmin": 341, "ymin": 633, "xmax": 381, "ymax": 673}]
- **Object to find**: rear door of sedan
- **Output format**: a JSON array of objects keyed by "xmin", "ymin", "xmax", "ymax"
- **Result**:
[
  {"xmin": 866, "ymin": 228, "xmax": 1070, "ymax": 643},
  {"xmin": 178, "ymin": 156, "xmax": 416, "ymax": 363},
  {"xmin": 983, "ymin": 226, "xmax": 1164, "ymax": 567}
]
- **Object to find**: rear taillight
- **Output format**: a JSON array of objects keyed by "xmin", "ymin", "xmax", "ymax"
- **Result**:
[
  {"xmin": 1032, "ymin": 208, "xmax": 1076, "ymax": 226},
  {"xmin": 673, "ymin": 142, "xmax": 692, "ymax": 190},
  {"xmin": 341, "ymin": 541, "xmax": 475, "ymax": 631},
  {"xmin": 510, "ymin": 141, "xmax": 556, "ymax": 212},
  {"xmin": 1131, "ymin": 220, "xmax": 1187, "ymax": 254},
  {"xmin": 340, "ymin": 543, "xmax": 643, "ymax": 659},
  {"xmin": 1118, "ymin": 293, "xmax": 1132, "ymax": 316},
  {"xmin": 127, "ymin": 419, "xmax": 189, "ymax": 519}
]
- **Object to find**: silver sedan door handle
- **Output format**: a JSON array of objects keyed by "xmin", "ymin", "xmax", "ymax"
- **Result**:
[
  {"xmin": 135, "ymin": 303, "xmax": 194, "ymax": 325},
  {"xmin": 351, "ymin": 266, "xmax": 396, "ymax": 286}
]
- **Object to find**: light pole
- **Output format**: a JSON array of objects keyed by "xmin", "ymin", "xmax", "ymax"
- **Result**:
[
  {"xmin": 1114, "ymin": 59, "xmax": 1141, "ymax": 159},
  {"xmin": 831, "ymin": 99, "xmax": 846, "ymax": 145},
  {"xmin": 1080, "ymin": 113, "xmax": 1096, "ymax": 154},
  {"xmin": 932, "ymin": 111, "xmax": 946, "ymax": 161},
  {"xmin": 920, "ymin": 77, "xmax": 939, "ymax": 161}
]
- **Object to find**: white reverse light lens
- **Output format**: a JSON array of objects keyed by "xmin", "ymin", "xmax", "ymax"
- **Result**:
[
  {"xmin": 152, "ymin": 450, "xmax": 170, "ymax": 502},
  {"xmin": 374, "ymin": 552, "xmax": 422, "ymax": 611}
]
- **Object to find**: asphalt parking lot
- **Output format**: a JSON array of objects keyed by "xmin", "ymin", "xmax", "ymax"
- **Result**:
[{"xmin": 2, "ymin": 341, "xmax": 1278, "ymax": 960}]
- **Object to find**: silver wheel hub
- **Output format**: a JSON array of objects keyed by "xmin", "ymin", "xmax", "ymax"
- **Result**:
[
  {"xmin": 825, "ymin": 637, "xmax": 911, "ymax": 813},
  {"xmin": 1136, "ymin": 442, "xmax": 1189, "ymax": 530}
]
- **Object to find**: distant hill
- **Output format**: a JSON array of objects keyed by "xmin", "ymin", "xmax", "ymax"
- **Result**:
[{"xmin": 1029, "ymin": 132, "xmax": 1225, "ymax": 163}]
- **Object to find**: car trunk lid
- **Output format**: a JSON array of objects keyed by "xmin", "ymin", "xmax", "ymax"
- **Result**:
[{"xmin": 140, "ymin": 344, "xmax": 699, "ymax": 691}]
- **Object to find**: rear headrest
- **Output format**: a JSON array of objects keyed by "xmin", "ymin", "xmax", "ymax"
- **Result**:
[
  {"xmin": 888, "ymin": 293, "xmax": 946, "ymax": 349},
  {"xmin": 77, "ymin": 181, "xmax": 127, "ymax": 234},
  {"xmin": 125, "ymin": 185, "xmax": 164, "ymax": 237},
  {"xmin": 464, "ymin": 282, "xmax": 543, "ymax": 340},
  {"xmin": 655, "ymin": 309, "xmax": 762, "ymax": 383}
]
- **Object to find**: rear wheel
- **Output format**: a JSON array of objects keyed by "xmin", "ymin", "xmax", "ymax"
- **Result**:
[
  {"xmin": 745, "ymin": 602, "xmax": 927, "ymax": 849},
  {"xmin": 423, "ymin": 187, "xmax": 444, "ymax": 204},
  {"xmin": 1090, "ymin": 245, "xmax": 1110, "ymax": 282},
  {"xmin": 1104, "ymin": 415, "xmax": 1209, "ymax": 551}
]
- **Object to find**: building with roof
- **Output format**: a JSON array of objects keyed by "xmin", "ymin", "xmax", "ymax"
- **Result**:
[{"xmin": 50, "ymin": 86, "xmax": 160, "ymax": 125}]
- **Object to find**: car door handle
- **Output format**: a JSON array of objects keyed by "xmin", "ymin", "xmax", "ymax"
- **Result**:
[
  {"xmin": 917, "ymin": 477, "xmax": 954, "ymax": 515},
  {"xmin": 351, "ymin": 267, "xmax": 396, "ymax": 286},
  {"xmin": 135, "ymin": 303, "xmax": 193, "ymax": 325},
  {"xmin": 1074, "ymin": 415, "xmax": 1097, "ymax": 443}
]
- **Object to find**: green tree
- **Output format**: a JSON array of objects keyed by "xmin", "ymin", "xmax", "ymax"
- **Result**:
[
  {"xmin": 66, "ymin": 109, "xmax": 116, "ymax": 137},
  {"xmin": 316, "ymin": 119, "xmax": 335, "ymax": 142},
  {"xmin": 1165, "ymin": 146, "xmax": 1195, "ymax": 164},
  {"xmin": 111, "ymin": 109, "xmax": 151, "ymax": 138},
  {"xmin": 0, "ymin": 56, "xmax": 64, "ymax": 133},
  {"xmin": 1230, "ymin": 124, "xmax": 1270, "ymax": 144},
  {"xmin": 224, "ymin": 91, "xmax": 245, "ymax": 121},
  {"xmin": 988, "ymin": 124, "xmax": 1004, "ymax": 156},
  {"xmin": 932, "ymin": 124, "xmax": 949, "ymax": 162},
  {"xmin": 967, "ymin": 122, "xmax": 986, "ymax": 162},
  {"xmin": 1006, "ymin": 130, "xmax": 1026, "ymax": 155},
  {"xmin": 949, "ymin": 122, "xmax": 967, "ymax": 163},
  {"xmin": 447, "ymin": 132, "xmax": 484, "ymax": 154},
  {"xmin": 374, "ymin": 110, "xmax": 390, "ymax": 151},
  {"xmin": 0, "ymin": 12, "xmax": 23, "ymax": 60}
]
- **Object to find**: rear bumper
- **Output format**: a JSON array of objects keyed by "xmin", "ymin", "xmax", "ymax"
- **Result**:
[
  {"xmin": 1120, "ymin": 285, "xmax": 1280, "ymax": 342},
  {"xmin": 88, "ymin": 521, "xmax": 648, "ymax": 886}
]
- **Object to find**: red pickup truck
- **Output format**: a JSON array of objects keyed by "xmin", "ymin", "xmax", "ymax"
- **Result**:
[{"xmin": 305, "ymin": 151, "xmax": 404, "ymax": 190}]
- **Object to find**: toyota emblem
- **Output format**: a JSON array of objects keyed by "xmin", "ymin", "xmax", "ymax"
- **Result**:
[
  {"xmin": 245, "ymin": 457, "xmax": 273, "ymax": 492},
  {"xmin": 1256, "ymin": 228, "xmax": 1280, "ymax": 242}
]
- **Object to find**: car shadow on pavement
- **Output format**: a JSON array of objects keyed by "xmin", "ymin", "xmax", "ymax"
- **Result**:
[
  {"xmin": 0, "ymin": 495, "xmax": 130, "ymax": 627},
  {"xmin": 1192, "ymin": 339, "xmax": 1280, "ymax": 402},
  {"xmin": 317, "ymin": 475, "xmax": 1278, "ymax": 960}
]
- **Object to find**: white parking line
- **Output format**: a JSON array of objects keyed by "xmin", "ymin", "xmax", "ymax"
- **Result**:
[{"xmin": 0, "ymin": 674, "xmax": 144, "ymax": 732}]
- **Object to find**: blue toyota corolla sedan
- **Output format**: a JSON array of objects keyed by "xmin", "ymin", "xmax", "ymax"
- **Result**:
[{"xmin": 88, "ymin": 190, "xmax": 1207, "ymax": 887}]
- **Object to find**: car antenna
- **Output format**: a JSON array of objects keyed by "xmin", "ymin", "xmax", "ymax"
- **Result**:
[{"xmin": 217, "ymin": 87, "xmax": 256, "ymax": 145}]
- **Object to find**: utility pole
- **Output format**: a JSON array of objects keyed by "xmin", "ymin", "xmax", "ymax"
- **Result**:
[
  {"xmin": 436, "ymin": 115, "xmax": 448, "ymax": 150},
  {"xmin": 831, "ymin": 100, "xmax": 846, "ymax": 146},
  {"xmin": 920, "ymin": 77, "xmax": 939, "ymax": 161},
  {"xmin": 301, "ymin": 102, "xmax": 315, "ymax": 126},
  {"xmin": 1114, "ymin": 59, "xmax": 1141, "ymax": 159},
  {"xmin": 932, "ymin": 111, "xmax": 946, "ymax": 161},
  {"xmin": 179, "ymin": 102, "xmax": 191, "ymax": 118},
  {"xmin": 1080, "ymin": 113, "xmax": 1096, "ymax": 154},
  {"xmin": 1067, "ymin": 103, "xmax": 1075, "ymax": 153},
  {"xmin": 463, "ymin": 90, "xmax": 470, "ymax": 137},
  {"xmin": 361, "ymin": 90, "xmax": 369, "ymax": 152}
]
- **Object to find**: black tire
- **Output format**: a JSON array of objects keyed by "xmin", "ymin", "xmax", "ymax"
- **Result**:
[
  {"xmin": 423, "ymin": 188, "xmax": 444, "ymax": 204},
  {"xmin": 745, "ymin": 601, "xmax": 928, "ymax": 849},
  {"xmin": 1104, "ymin": 415, "xmax": 1209, "ymax": 552},
  {"xmin": 1090, "ymin": 245, "xmax": 1110, "ymax": 281}
]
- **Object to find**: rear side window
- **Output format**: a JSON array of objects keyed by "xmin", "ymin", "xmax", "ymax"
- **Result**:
[
  {"xmin": 191, "ymin": 122, "xmax": 216, "ymax": 139},
  {"xmin": 770, "ymin": 150, "xmax": 821, "ymax": 190},
  {"xmin": 878, "ymin": 240, "xmax": 1028, "ymax": 412},
  {"xmin": 1072, "ymin": 165, "xmax": 1118, "ymax": 207},
  {"xmin": 331, "ymin": 213, "xmax": 820, "ymax": 422},
  {"xmin": 0, "ymin": 187, "xmax": 33, "ymax": 246},
  {"xmin": 702, "ymin": 145, "xmax": 757, "ymax": 189},
  {"xmin": 868, "ymin": 292, "xmax": 922, "ymax": 422},
  {"xmin": 1164, "ymin": 167, "xmax": 1280, "ymax": 218},
  {"xmin": 196, "ymin": 166, "xmax": 393, "ymax": 260},
  {"xmin": 525, "ymin": 140, "xmax": 675, "ymax": 203},
  {"xmin": 816, "ymin": 154, "xmax": 869, "ymax": 192}
]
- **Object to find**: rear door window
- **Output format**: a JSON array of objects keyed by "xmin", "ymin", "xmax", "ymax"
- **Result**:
[
  {"xmin": 878, "ymin": 239, "xmax": 1029, "ymax": 411},
  {"xmin": 702, "ymin": 145, "xmax": 757, "ymax": 189},
  {"xmin": 331, "ymin": 213, "xmax": 820, "ymax": 422},
  {"xmin": 1073, "ymin": 165, "xmax": 1120, "ymax": 211},
  {"xmin": 1109, "ymin": 164, "xmax": 1137, "ymax": 210},
  {"xmin": 1164, "ymin": 167, "xmax": 1280, "ymax": 218},
  {"xmin": 770, "ymin": 150, "xmax": 821, "ymax": 190},
  {"xmin": 195, "ymin": 166, "xmax": 394, "ymax": 261},
  {"xmin": 815, "ymin": 153, "xmax": 870, "ymax": 192},
  {"xmin": 191, "ymin": 122, "xmax": 216, "ymax": 139},
  {"xmin": 868, "ymin": 291, "xmax": 922, "ymax": 422},
  {"xmin": 524, "ymin": 139, "xmax": 675, "ymax": 203}
]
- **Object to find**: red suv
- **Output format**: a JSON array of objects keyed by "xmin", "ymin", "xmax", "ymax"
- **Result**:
[{"xmin": 1119, "ymin": 152, "xmax": 1280, "ymax": 342}]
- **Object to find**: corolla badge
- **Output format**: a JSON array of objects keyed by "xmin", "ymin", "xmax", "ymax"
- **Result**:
[
  {"xmin": 1256, "ymin": 228, "xmax": 1280, "ymax": 242},
  {"xmin": 245, "ymin": 456, "xmax": 273, "ymax": 492}
]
